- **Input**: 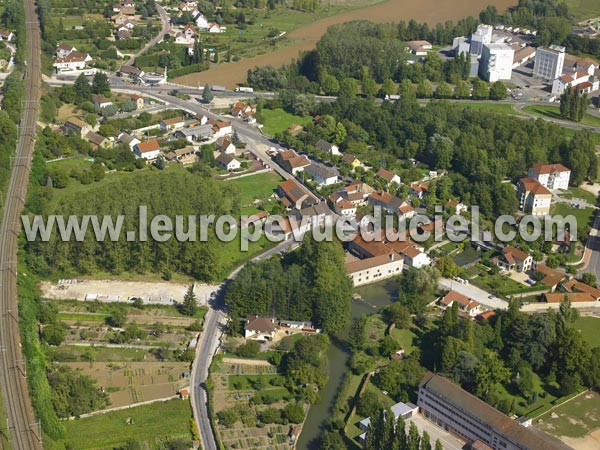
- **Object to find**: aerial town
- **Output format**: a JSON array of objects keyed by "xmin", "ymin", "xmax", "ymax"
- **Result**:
[{"xmin": 0, "ymin": 1, "xmax": 600, "ymax": 450}]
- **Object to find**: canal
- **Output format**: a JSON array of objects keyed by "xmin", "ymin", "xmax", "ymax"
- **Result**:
[{"xmin": 296, "ymin": 278, "xmax": 398, "ymax": 449}]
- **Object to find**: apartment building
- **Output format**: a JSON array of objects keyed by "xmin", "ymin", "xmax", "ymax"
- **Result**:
[
  {"xmin": 528, "ymin": 162, "xmax": 571, "ymax": 190},
  {"xmin": 479, "ymin": 43, "xmax": 514, "ymax": 82},
  {"xmin": 533, "ymin": 45, "xmax": 566, "ymax": 80}
]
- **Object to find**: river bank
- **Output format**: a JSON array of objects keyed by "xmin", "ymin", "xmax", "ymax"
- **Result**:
[{"xmin": 174, "ymin": 0, "xmax": 517, "ymax": 88}]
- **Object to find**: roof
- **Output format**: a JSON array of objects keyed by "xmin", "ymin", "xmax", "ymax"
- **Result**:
[
  {"xmin": 346, "ymin": 252, "xmax": 401, "ymax": 273},
  {"xmin": 369, "ymin": 191, "xmax": 403, "ymax": 210},
  {"xmin": 65, "ymin": 117, "xmax": 89, "ymax": 129},
  {"xmin": 513, "ymin": 46, "xmax": 536, "ymax": 63},
  {"xmin": 278, "ymin": 179, "xmax": 306, "ymax": 204},
  {"xmin": 216, "ymin": 153, "xmax": 237, "ymax": 165},
  {"xmin": 57, "ymin": 43, "xmax": 76, "ymax": 51},
  {"xmin": 375, "ymin": 168, "xmax": 399, "ymax": 182},
  {"xmin": 308, "ymin": 163, "xmax": 338, "ymax": 180},
  {"xmin": 530, "ymin": 162, "xmax": 570, "ymax": 175},
  {"xmin": 419, "ymin": 372, "xmax": 572, "ymax": 450},
  {"xmin": 245, "ymin": 316, "xmax": 276, "ymax": 333},
  {"xmin": 286, "ymin": 156, "xmax": 310, "ymax": 169},
  {"xmin": 55, "ymin": 51, "xmax": 90, "ymax": 64},
  {"xmin": 519, "ymin": 177, "xmax": 552, "ymax": 196},
  {"xmin": 162, "ymin": 116, "xmax": 185, "ymax": 125},
  {"xmin": 545, "ymin": 292, "xmax": 597, "ymax": 303},
  {"xmin": 441, "ymin": 290, "xmax": 480, "ymax": 311},
  {"xmin": 216, "ymin": 136, "xmax": 233, "ymax": 148},
  {"xmin": 119, "ymin": 65, "xmax": 142, "ymax": 75},
  {"xmin": 314, "ymin": 139, "xmax": 335, "ymax": 152},
  {"xmin": 91, "ymin": 95, "xmax": 112, "ymax": 104},
  {"xmin": 85, "ymin": 131, "xmax": 106, "ymax": 146},
  {"xmin": 176, "ymin": 124, "xmax": 214, "ymax": 137},
  {"xmin": 535, "ymin": 264, "xmax": 564, "ymax": 287},
  {"xmin": 502, "ymin": 246, "xmax": 530, "ymax": 263},
  {"xmin": 341, "ymin": 154, "xmax": 358, "ymax": 164},
  {"xmin": 135, "ymin": 140, "xmax": 161, "ymax": 153},
  {"xmin": 562, "ymin": 279, "xmax": 600, "ymax": 298}
]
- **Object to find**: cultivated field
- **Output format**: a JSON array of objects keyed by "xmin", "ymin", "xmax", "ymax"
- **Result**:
[
  {"xmin": 64, "ymin": 361, "xmax": 190, "ymax": 408},
  {"xmin": 175, "ymin": 0, "xmax": 517, "ymax": 87}
]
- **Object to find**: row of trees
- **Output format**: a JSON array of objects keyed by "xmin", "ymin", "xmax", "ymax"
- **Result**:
[{"xmin": 226, "ymin": 237, "xmax": 353, "ymax": 333}]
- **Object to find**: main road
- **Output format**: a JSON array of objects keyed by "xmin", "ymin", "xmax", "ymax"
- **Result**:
[{"xmin": 0, "ymin": 0, "xmax": 44, "ymax": 448}]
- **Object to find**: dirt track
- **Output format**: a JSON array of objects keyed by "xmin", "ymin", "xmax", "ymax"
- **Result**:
[{"xmin": 174, "ymin": 0, "xmax": 517, "ymax": 88}]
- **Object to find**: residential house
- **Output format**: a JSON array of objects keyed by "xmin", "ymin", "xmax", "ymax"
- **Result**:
[
  {"xmin": 208, "ymin": 23, "xmax": 224, "ymax": 33},
  {"xmin": 329, "ymin": 193, "xmax": 357, "ymax": 217},
  {"xmin": 314, "ymin": 139, "xmax": 340, "ymax": 156},
  {"xmin": 53, "ymin": 52, "xmax": 92, "ymax": 71},
  {"xmin": 211, "ymin": 120, "xmax": 233, "ymax": 138},
  {"xmin": 418, "ymin": 372, "xmax": 572, "ymax": 450},
  {"xmin": 91, "ymin": 95, "xmax": 113, "ymax": 109},
  {"xmin": 562, "ymin": 278, "xmax": 600, "ymax": 300},
  {"xmin": 195, "ymin": 113, "xmax": 210, "ymax": 125},
  {"xmin": 398, "ymin": 203, "xmax": 416, "ymax": 221},
  {"xmin": 160, "ymin": 117, "xmax": 186, "ymax": 131},
  {"xmin": 294, "ymin": 203, "xmax": 329, "ymax": 227},
  {"xmin": 134, "ymin": 140, "xmax": 161, "ymax": 160},
  {"xmin": 274, "ymin": 150, "xmax": 310, "ymax": 175},
  {"xmin": 368, "ymin": 191, "xmax": 404, "ymax": 214},
  {"xmin": 552, "ymin": 69, "xmax": 592, "ymax": 95},
  {"xmin": 544, "ymin": 292, "xmax": 598, "ymax": 303},
  {"xmin": 357, "ymin": 402, "xmax": 418, "ymax": 443},
  {"xmin": 244, "ymin": 316, "xmax": 277, "ymax": 340},
  {"xmin": 439, "ymin": 290, "xmax": 482, "ymax": 317},
  {"xmin": 306, "ymin": 163, "xmax": 338, "ymax": 186},
  {"xmin": 216, "ymin": 136, "xmax": 236, "ymax": 154},
  {"xmin": 410, "ymin": 182, "xmax": 429, "ymax": 199},
  {"xmin": 496, "ymin": 246, "xmax": 533, "ymax": 272},
  {"xmin": 119, "ymin": 64, "xmax": 144, "ymax": 80},
  {"xmin": 64, "ymin": 117, "xmax": 91, "ymax": 138},
  {"xmin": 165, "ymin": 147, "xmax": 197, "ymax": 163},
  {"xmin": 277, "ymin": 179, "xmax": 312, "ymax": 209},
  {"xmin": 194, "ymin": 12, "xmax": 209, "ymax": 30},
  {"xmin": 349, "ymin": 232, "xmax": 430, "ymax": 269},
  {"xmin": 0, "ymin": 29, "xmax": 14, "ymax": 42},
  {"xmin": 216, "ymin": 153, "xmax": 241, "ymax": 171},
  {"xmin": 130, "ymin": 94, "xmax": 145, "ymax": 110},
  {"xmin": 400, "ymin": 244, "xmax": 431, "ymax": 268},
  {"xmin": 445, "ymin": 200, "xmax": 468, "ymax": 215},
  {"xmin": 85, "ymin": 131, "xmax": 109, "ymax": 149},
  {"xmin": 375, "ymin": 168, "xmax": 401, "ymax": 185},
  {"xmin": 230, "ymin": 102, "xmax": 256, "ymax": 120},
  {"xmin": 240, "ymin": 211, "xmax": 269, "ymax": 229},
  {"xmin": 174, "ymin": 124, "xmax": 214, "ymax": 142},
  {"xmin": 527, "ymin": 162, "xmax": 571, "ymax": 190},
  {"xmin": 56, "ymin": 43, "xmax": 76, "ymax": 59},
  {"xmin": 346, "ymin": 251, "xmax": 404, "ymax": 287},
  {"xmin": 405, "ymin": 40, "xmax": 432, "ymax": 56},
  {"xmin": 343, "ymin": 180, "xmax": 374, "ymax": 199},
  {"xmin": 175, "ymin": 25, "xmax": 198, "ymax": 45},
  {"xmin": 518, "ymin": 177, "xmax": 552, "ymax": 215},
  {"xmin": 534, "ymin": 264, "xmax": 564, "ymax": 292},
  {"xmin": 563, "ymin": 54, "xmax": 598, "ymax": 77},
  {"xmin": 118, "ymin": 132, "xmax": 141, "ymax": 150},
  {"xmin": 341, "ymin": 154, "xmax": 361, "ymax": 169}
]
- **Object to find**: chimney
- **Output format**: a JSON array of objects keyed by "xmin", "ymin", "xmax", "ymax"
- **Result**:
[{"xmin": 389, "ymin": 252, "xmax": 395, "ymax": 261}]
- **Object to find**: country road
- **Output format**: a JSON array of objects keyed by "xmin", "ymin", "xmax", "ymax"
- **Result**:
[
  {"xmin": 0, "ymin": 0, "xmax": 44, "ymax": 448},
  {"xmin": 123, "ymin": 3, "xmax": 171, "ymax": 67}
]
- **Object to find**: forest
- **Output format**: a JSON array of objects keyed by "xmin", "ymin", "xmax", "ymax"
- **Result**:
[
  {"xmin": 225, "ymin": 237, "xmax": 353, "ymax": 333},
  {"xmin": 24, "ymin": 169, "xmax": 242, "ymax": 281}
]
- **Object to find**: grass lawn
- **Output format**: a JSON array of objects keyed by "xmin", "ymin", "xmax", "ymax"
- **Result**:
[
  {"xmin": 61, "ymin": 399, "xmax": 192, "ymax": 449},
  {"xmin": 523, "ymin": 105, "xmax": 600, "ymax": 128},
  {"xmin": 565, "ymin": 0, "xmax": 600, "ymax": 20},
  {"xmin": 57, "ymin": 312, "xmax": 109, "ymax": 322},
  {"xmin": 537, "ymin": 391, "xmax": 600, "ymax": 438},
  {"xmin": 390, "ymin": 328, "xmax": 418, "ymax": 354},
  {"xmin": 460, "ymin": 102, "xmax": 522, "ymax": 116},
  {"xmin": 226, "ymin": 171, "xmax": 283, "ymax": 214},
  {"xmin": 551, "ymin": 203, "xmax": 595, "ymax": 228},
  {"xmin": 259, "ymin": 108, "xmax": 313, "ymax": 136},
  {"xmin": 49, "ymin": 345, "xmax": 156, "ymax": 362},
  {"xmin": 573, "ymin": 316, "xmax": 600, "ymax": 348},
  {"xmin": 472, "ymin": 271, "xmax": 532, "ymax": 296},
  {"xmin": 228, "ymin": 374, "xmax": 283, "ymax": 390},
  {"xmin": 559, "ymin": 186, "xmax": 598, "ymax": 205}
]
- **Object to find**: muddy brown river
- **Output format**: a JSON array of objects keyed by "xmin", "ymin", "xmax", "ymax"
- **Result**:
[{"xmin": 174, "ymin": 0, "xmax": 517, "ymax": 88}]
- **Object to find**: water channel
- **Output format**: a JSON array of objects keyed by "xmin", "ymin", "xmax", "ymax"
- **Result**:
[{"xmin": 296, "ymin": 278, "xmax": 398, "ymax": 449}]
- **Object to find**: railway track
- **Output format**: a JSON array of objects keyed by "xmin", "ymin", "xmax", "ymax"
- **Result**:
[{"xmin": 0, "ymin": 0, "xmax": 44, "ymax": 448}]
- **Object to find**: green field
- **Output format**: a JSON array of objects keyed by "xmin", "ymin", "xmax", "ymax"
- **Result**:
[
  {"xmin": 61, "ymin": 400, "xmax": 192, "ymax": 449},
  {"xmin": 389, "ymin": 328, "xmax": 418, "ymax": 354},
  {"xmin": 559, "ymin": 187, "xmax": 599, "ymax": 205},
  {"xmin": 537, "ymin": 391, "xmax": 600, "ymax": 438},
  {"xmin": 551, "ymin": 203, "xmax": 595, "ymax": 228},
  {"xmin": 226, "ymin": 171, "xmax": 283, "ymax": 214},
  {"xmin": 573, "ymin": 316, "xmax": 600, "ymax": 348},
  {"xmin": 57, "ymin": 312, "xmax": 109, "ymax": 322},
  {"xmin": 566, "ymin": 0, "xmax": 600, "ymax": 20},
  {"xmin": 48, "ymin": 345, "xmax": 157, "ymax": 362},
  {"xmin": 461, "ymin": 102, "xmax": 522, "ymax": 116},
  {"xmin": 259, "ymin": 108, "xmax": 313, "ymax": 136},
  {"xmin": 523, "ymin": 105, "xmax": 600, "ymax": 128}
]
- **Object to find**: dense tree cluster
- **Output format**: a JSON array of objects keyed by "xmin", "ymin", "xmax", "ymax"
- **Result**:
[
  {"xmin": 48, "ymin": 365, "xmax": 110, "ymax": 418},
  {"xmin": 25, "ymin": 170, "xmax": 239, "ymax": 281},
  {"xmin": 560, "ymin": 87, "xmax": 590, "ymax": 122},
  {"xmin": 364, "ymin": 408, "xmax": 439, "ymax": 450},
  {"xmin": 226, "ymin": 238, "xmax": 352, "ymax": 333}
]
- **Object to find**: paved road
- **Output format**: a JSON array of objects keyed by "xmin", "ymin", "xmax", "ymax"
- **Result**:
[
  {"xmin": 190, "ymin": 238, "xmax": 302, "ymax": 450},
  {"xmin": 123, "ymin": 3, "xmax": 170, "ymax": 67},
  {"xmin": 0, "ymin": 0, "xmax": 44, "ymax": 448}
]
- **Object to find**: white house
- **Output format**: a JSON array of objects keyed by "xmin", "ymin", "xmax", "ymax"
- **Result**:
[
  {"xmin": 314, "ymin": 139, "xmax": 340, "ymax": 156},
  {"xmin": 0, "ymin": 29, "xmax": 14, "ymax": 42},
  {"xmin": 307, "ymin": 163, "xmax": 338, "ymax": 186},
  {"xmin": 346, "ymin": 252, "xmax": 405, "ymax": 287},
  {"xmin": 208, "ymin": 23, "xmax": 224, "ymax": 33},
  {"xmin": 244, "ymin": 316, "xmax": 276, "ymax": 340},
  {"xmin": 439, "ymin": 291, "xmax": 482, "ymax": 317},
  {"xmin": 216, "ymin": 136, "xmax": 236, "ymax": 154},
  {"xmin": 91, "ymin": 95, "xmax": 113, "ymax": 109},
  {"xmin": 402, "ymin": 245, "xmax": 431, "ymax": 268},
  {"xmin": 551, "ymin": 70, "xmax": 591, "ymax": 96},
  {"xmin": 133, "ymin": 140, "xmax": 161, "ymax": 160},
  {"xmin": 528, "ymin": 162, "xmax": 571, "ymax": 190},
  {"xmin": 496, "ymin": 246, "xmax": 533, "ymax": 273},
  {"xmin": 375, "ymin": 168, "xmax": 401, "ymax": 185},
  {"xmin": 194, "ymin": 12, "xmax": 209, "ymax": 30},
  {"xmin": 119, "ymin": 132, "xmax": 141, "ymax": 150},
  {"xmin": 56, "ymin": 43, "xmax": 76, "ymax": 58},
  {"xmin": 518, "ymin": 177, "xmax": 552, "ymax": 216},
  {"xmin": 216, "ymin": 153, "xmax": 241, "ymax": 171},
  {"xmin": 53, "ymin": 52, "xmax": 92, "ymax": 71},
  {"xmin": 212, "ymin": 120, "xmax": 233, "ymax": 138}
]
